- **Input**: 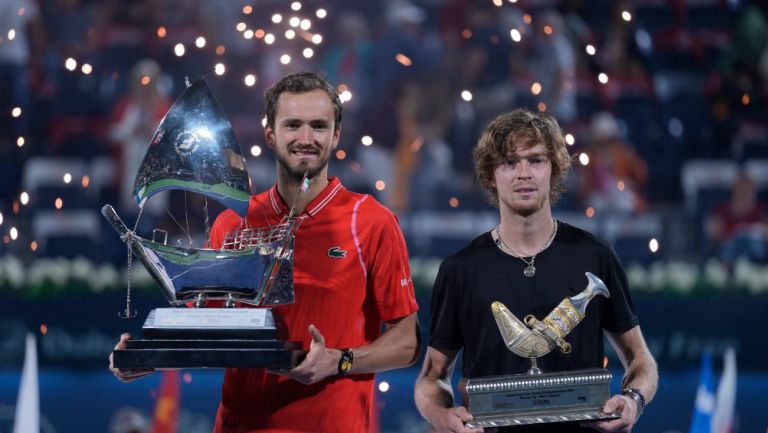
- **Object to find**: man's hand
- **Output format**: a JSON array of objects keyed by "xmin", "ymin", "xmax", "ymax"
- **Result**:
[
  {"xmin": 108, "ymin": 333, "xmax": 155, "ymax": 383},
  {"xmin": 284, "ymin": 325, "xmax": 340, "ymax": 385},
  {"xmin": 585, "ymin": 394, "xmax": 638, "ymax": 433},
  {"xmin": 429, "ymin": 406, "xmax": 484, "ymax": 433}
]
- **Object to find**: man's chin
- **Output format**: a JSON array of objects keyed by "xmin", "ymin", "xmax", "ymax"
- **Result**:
[
  {"xmin": 281, "ymin": 161, "xmax": 325, "ymax": 182},
  {"xmin": 506, "ymin": 201, "xmax": 545, "ymax": 217}
]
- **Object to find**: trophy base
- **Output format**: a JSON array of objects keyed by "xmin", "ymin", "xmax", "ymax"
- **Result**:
[
  {"xmin": 113, "ymin": 339, "xmax": 302, "ymax": 369},
  {"xmin": 468, "ymin": 408, "xmax": 619, "ymax": 429},
  {"xmin": 112, "ymin": 308, "xmax": 302, "ymax": 369},
  {"xmin": 460, "ymin": 368, "xmax": 620, "ymax": 428}
]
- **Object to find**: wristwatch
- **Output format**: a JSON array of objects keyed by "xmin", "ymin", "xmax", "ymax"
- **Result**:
[
  {"xmin": 337, "ymin": 348, "xmax": 353, "ymax": 376},
  {"xmin": 622, "ymin": 386, "xmax": 646, "ymax": 419}
]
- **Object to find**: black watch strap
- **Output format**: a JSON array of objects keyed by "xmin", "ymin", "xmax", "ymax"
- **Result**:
[
  {"xmin": 338, "ymin": 348, "xmax": 353, "ymax": 376},
  {"xmin": 622, "ymin": 386, "xmax": 646, "ymax": 419}
]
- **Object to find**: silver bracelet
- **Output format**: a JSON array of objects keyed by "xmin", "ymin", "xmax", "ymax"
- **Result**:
[{"xmin": 621, "ymin": 386, "xmax": 646, "ymax": 419}]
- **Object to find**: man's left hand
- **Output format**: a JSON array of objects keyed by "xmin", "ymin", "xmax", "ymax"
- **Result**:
[
  {"xmin": 584, "ymin": 394, "xmax": 638, "ymax": 433},
  {"xmin": 283, "ymin": 324, "xmax": 341, "ymax": 385}
]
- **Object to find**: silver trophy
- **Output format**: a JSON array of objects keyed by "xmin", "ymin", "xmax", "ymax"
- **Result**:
[
  {"xmin": 459, "ymin": 272, "xmax": 621, "ymax": 428},
  {"xmin": 104, "ymin": 78, "xmax": 301, "ymax": 369}
]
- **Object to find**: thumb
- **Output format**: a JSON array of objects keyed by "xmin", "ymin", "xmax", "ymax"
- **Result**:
[
  {"xmin": 308, "ymin": 324, "xmax": 325, "ymax": 346},
  {"xmin": 454, "ymin": 406, "xmax": 473, "ymax": 422},
  {"xmin": 603, "ymin": 396, "xmax": 622, "ymax": 414}
]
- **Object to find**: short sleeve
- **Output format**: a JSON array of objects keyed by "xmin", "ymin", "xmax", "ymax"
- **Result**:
[
  {"xmin": 365, "ymin": 204, "xmax": 418, "ymax": 322},
  {"xmin": 601, "ymin": 248, "xmax": 639, "ymax": 333},
  {"xmin": 428, "ymin": 260, "xmax": 463, "ymax": 350}
]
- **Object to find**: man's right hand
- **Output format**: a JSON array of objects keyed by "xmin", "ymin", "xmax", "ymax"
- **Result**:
[
  {"xmin": 108, "ymin": 333, "xmax": 154, "ymax": 383},
  {"xmin": 430, "ymin": 406, "xmax": 484, "ymax": 433}
]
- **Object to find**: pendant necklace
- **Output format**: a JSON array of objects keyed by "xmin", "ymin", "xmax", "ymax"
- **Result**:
[{"xmin": 494, "ymin": 219, "xmax": 558, "ymax": 278}]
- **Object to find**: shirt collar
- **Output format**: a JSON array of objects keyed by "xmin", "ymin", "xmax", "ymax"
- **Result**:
[{"xmin": 268, "ymin": 177, "xmax": 343, "ymax": 218}]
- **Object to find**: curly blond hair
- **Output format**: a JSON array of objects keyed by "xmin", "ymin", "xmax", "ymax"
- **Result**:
[{"xmin": 473, "ymin": 109, "xmax": 572, "ymax": 207}]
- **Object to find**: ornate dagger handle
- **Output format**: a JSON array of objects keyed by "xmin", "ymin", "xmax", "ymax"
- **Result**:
[{"xmin": 492, "ymin": 272, "xmax": 610, "ymax": 360}]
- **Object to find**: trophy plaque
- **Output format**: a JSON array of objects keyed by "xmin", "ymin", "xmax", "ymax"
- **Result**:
[
  {"xmin": 459, "ymin": 272, "xmax": 621, "ymax": 428},
  {"xmin": 104, "ymin": 78, "xmax": 301, "ymax": 369}
]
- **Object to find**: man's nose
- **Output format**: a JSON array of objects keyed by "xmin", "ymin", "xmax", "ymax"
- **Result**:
[
  {"xmin": 516, "ymin": 161, "xmax": 532, "ymax": 178},
  {"xmin": 298, "ymin": 125, "xmax": 313, "ymax": 143}
]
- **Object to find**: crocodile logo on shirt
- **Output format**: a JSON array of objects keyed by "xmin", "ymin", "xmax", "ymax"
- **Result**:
[{"xmin": 327, "ymin": 246, "xmax": 347, "ymax": 259}]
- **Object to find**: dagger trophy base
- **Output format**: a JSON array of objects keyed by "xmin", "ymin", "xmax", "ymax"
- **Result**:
[
  {"xmin": 112, "ymin": 308, "xmax": 302, "ymax": 369},
  {"xmin": 459, "ymin": 368, "xmax": 620, "ymax": 429}
]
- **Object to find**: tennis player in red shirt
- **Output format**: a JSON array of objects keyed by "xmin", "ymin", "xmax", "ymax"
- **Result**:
[{"xmin": 111, "ymin": 72, "xmax": 420, "ymax": 433}]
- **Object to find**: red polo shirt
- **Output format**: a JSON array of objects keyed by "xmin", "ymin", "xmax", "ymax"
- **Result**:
[{"xmin": 209, "ymin": 177, "xmax": 418, "ymax": 433}]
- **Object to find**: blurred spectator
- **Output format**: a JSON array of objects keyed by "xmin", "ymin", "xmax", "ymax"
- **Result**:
[
  {"xmin": 108, "ymin": 59, "xmax": 171, "ymax": 216},
  {"xmin": 360, "ymin": 0, "xmax": 435, "ymax": 207},
  {"xmin": 94, "ymin": 0, "xmax": 154, "ymax": 79},
  {"xmin": 529, "ymin": 9, "xmax": 578, "ymax": 122},
  {"xmin": 0, "ymin": 0, "xmax": 43, "ymax": 200},
  {"xmin": 580, "ymin": 111, "xmax": 648, "ymax": 214},
  {"xmin": 710, "ymin": 6, "xmax": 768, "ymax": 158},
  {"xmin": 322, "ymin": 11, "xmax": 373, "ymax": 141},
  {"xmin": 597, "ymin": 1, "xmax": 653, "ymax": 99},
  {"xmin": 705, "ymin": 172, "xmax": 768, "ymax": 265},
  {"xmin": 0, "ymin": 0, "xmax": 42, "ymax": 138},
  {"xmin": 390, "ymin": 80, "xmax": 453, "ymax": 213}
]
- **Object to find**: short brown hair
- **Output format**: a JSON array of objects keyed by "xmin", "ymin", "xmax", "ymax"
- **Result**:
[
  {"xmin": 264, "ymin": 72, "xmax": 342, "ymax": 131},
  {"xmin": 473, "ymin": 109, "xmax": 572, "ymax": 207}
]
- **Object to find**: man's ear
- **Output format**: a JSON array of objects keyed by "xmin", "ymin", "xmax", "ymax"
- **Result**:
[
  {"xmin": 265, "ymin": 125, "xmax": 276, "ymax": 149},
  {"xmin": 331, "ymin": 126, "xmax": 341, "ymax": 150}
]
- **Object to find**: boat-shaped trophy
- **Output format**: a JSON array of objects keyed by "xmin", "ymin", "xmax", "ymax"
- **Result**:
[
  {"xmin": 104, "ymin": 78, "xmax": 301, "ymax": 369},
  {"xmin": 459, "ymin": 272, "xmax": 621, "ymax": 428}
]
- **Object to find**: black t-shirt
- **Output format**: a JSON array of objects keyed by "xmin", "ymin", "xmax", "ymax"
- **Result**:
[{"xmin": 429, "ymin": 221, "xmax": 639, "ymax": 432}]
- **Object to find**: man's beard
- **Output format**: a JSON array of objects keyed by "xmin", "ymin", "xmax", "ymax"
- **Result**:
[
  {"xmin": 276, "ymin": 153, "xmax": 328, "ymax": 183},
  {"xmin": 501, "ymin": 193, "xmax": 548, "ymax": 217}
]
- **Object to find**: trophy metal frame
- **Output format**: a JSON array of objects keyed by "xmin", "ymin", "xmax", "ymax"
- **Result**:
[
  {"xmin": 104, "ymin": 78, "xmax": 302, "ymax": 369},
  {"xmin": 460, "ymin": 272, "xmax": 621, "ymax": 428}
]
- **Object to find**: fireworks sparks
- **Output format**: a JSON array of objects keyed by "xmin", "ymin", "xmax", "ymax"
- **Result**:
[{"xmin": 395, "ymin": 53, "xmax": 412, "ymax": 66}]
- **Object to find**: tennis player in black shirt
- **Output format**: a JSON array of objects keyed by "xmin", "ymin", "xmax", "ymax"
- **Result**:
[{"xmin": 414, "ymin": 109, "xmax": 658, "ymax": 433}]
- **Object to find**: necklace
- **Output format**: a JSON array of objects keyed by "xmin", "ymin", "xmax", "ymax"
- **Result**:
[{"xmin": 494, "ymin": 219, "xmax": 558, "ymax": 278}]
